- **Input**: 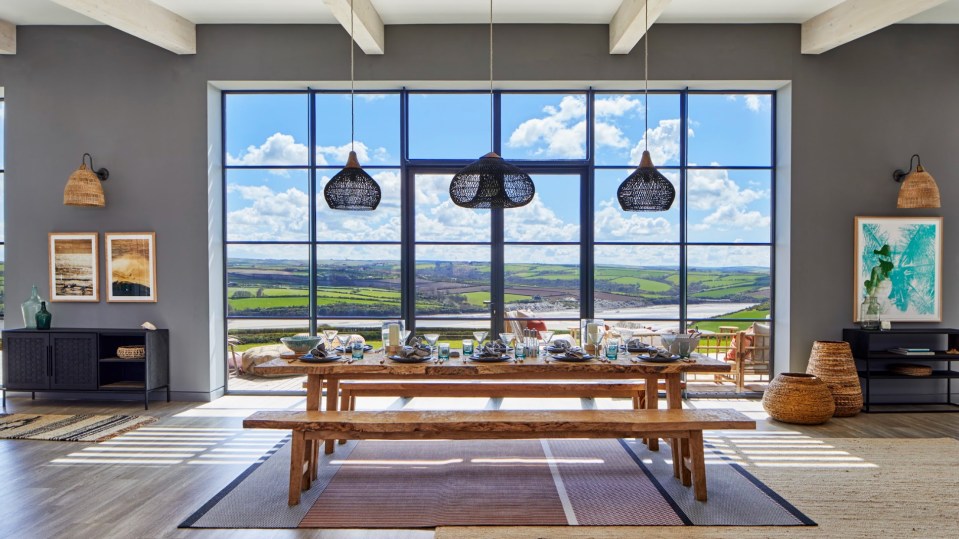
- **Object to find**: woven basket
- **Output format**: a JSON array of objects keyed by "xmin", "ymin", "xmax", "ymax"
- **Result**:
[
  {"xmin": 762, "ymin": 373, "xmax": 835, "ymax": 425},
  {"xmin": 888, "ymin": 363, "xmax": 933, "ymax": 377},
  {"xmin": 116, "ymin": 345, "xmax": 146, "ymax": 359},
  {"xmin": 806, "ymin": 340, "xmax": 863, "ymax": 417},
  {"xmin": 64, "ymin": 163, "xmax": 106, "ymax": 207}
]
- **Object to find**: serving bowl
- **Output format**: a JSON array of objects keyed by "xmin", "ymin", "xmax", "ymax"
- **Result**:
[
  {"xmin": 280, "ymin": 336, "xmax": 324, "ymax": 355},
  {"xmin": 659, "ymin": 334, "xmax": 700, "ymax": 358}
]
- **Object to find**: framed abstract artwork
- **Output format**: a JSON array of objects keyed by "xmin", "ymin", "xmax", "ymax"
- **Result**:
[
  {"xmin": 105, "ymin": 232, "xmax": 157, "ymax": 302},
  {"xmin": 854, "ymin": 216, "xmax": 942, "ymax": 322},
  {"xmin": 49, "ymin": 232, "xmax": 100, "ymax": 302}
]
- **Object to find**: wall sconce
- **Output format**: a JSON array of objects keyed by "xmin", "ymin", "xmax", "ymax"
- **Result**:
[
  {"xmin": 64, "ymin": 153, "xmax": 109, "ymax": 207},
  {"xmin": 893, "ymin": 154, "xmax": 940, "ymax": 209}
]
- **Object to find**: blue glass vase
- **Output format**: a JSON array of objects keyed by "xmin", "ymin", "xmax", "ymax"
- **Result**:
[{"xmin": 36, "ymin": 302, "xmax": 52, "ymax": 330}]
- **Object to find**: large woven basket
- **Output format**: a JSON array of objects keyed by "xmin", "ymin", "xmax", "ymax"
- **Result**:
[
  {"xmin": 806, "ymin": 340, "xmax": 863, "ymax": 417},
  {"xmin": 762, "ymin": 373, "xmax": 835, "ymax": 425},
  {"xmin": 117, "ymin": 345, "xmax": 146, "ymax": 359}
]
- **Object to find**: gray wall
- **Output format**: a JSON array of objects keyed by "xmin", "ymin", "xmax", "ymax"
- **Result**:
[{"xmin": 1, "ymin": 24, "xmax": 957, "ymax": 399}]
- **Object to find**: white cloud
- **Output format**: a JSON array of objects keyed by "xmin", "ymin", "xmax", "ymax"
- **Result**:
[
  {"xmin": 688, "ymin": 167, "xmax": 770, "ymax": 232},
  {"xmin": 687, "ymin": 245, "xmax": 770, "ymax": 268},
  {"xmin": 504, "ymin": 195, "xmax": 579, "ymax": 242},
  {"xmin": 726, "ymin": 94, "xmax": 770, "ymax": 113},
  {"xmin": 227, "ymin": 184, "xmax": 309, "ymax": 241},
  {"xmin": 595, "ymin": 95, "xmax": 643, "ymax": 118},
  {"xmin": 507, "ymin": 96, "xmax": 587, "ymax": 158},
  {"xmin": 316, "ymin": 141, "xmax": 389, "ymax": 166},
  {"xmin": 628, "ymin": 119, "xmax": 685, "ymax": 166},
  {"xmin": 594, "ymin": 122, "xmax": 629, "ymax": 149},
  {"xmin": 227, "ymin": 132, "xmax": 308, "ymax": 166},
  {"xmin": 594, "ymin": 198, "xmax": 674, "ymax": 240},
  {"xmin": 357, "ymin": 94, "xmax": 387, "ymax": 102}
]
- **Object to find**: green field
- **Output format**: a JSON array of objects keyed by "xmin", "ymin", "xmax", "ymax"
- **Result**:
[{"xmin": 463, "ymin": 291, "xmax": 532, "ymax": 307}]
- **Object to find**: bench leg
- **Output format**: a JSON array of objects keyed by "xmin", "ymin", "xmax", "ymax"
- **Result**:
[
  {"xmin": 643, "ymin": 375, "xmax": 659, "ymax": 451},
  {"xmin": 325, "ymin": 378, "xmax": 339, "ymax": 454},
  {"xmin": 680, "ymin": 438, "xmax": 692, "ymax": 487},
  {"xmin": 665, "ymin": 376, "xmax": 683, "ymax": 479},
  {"xmin": 289, "ymin": 431, "xmax": 306, "ymax": 506},
  {"xmin": 688, "ymin": 430, "xmax": 707, "ymax": 501},
  {"xmin": 338, "ymin": 389, "xmax": 351, "ymax": 445}
]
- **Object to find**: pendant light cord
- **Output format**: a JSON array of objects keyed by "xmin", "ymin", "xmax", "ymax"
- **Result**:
[
  {"xmin": 350, "ymin": 0, "xmax": 355, "ymax": 153},
  {"xmin": 489, "ymin": 0, "xmax": 494, "ymax": 153},
  {"xmin": 644, "ymin": 3, "xmax": 648, "ymax": 152}
]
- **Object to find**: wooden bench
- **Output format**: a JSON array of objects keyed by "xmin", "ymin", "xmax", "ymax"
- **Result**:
[{"xmin": 244, "ymin": 408, "xmax": 755, "ymax": 505}]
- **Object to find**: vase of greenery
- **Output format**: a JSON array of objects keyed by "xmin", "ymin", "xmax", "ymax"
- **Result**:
[{"xmin": 860, "ymin": 245, "xmax": 892, "ymax": 330}]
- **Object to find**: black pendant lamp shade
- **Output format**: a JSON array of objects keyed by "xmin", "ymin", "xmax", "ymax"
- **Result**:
[
  {"xmin": 617, "ymin": 150, "xmax": 675, "ymax": 211},
  {"xmin": 449, "ymin": 152, "xmax": 535, "ymax": 209},
  {"xmin": 324, "ymin": 151, "xmax": 381, "ymax": 211}
]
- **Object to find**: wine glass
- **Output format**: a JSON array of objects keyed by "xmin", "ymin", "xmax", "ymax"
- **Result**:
[
  {"xmin": 539, "ymin": 330, "xmax": 555, "ymax": 355},
  {"xmin": 338, "ymin": 333, "xmax": 353, "ymax": 352},
  {"xmin": 323, "ymin": 329, "xmax": 339, "ymax": 348},
  {"xmin": 499, "ymin": 332, "xmax": 515, "ymax": 348},
  {"xmin": 401, "ymin": 329, "xmax": 412, "ymax": 345},
  {"xmin": 586, "ymin": 326, "xmax": 605, "ymax": 355},
  {"xmin": 473, "ymin": 331, "xmax": 488, "ymax": 348},
  {"xmin": 618, "ymin": 328, "xmax": 634, "ymax": 356},
  {"xmin": 424, "ymin": 333, "xmax": 440, "ymax": 359}
]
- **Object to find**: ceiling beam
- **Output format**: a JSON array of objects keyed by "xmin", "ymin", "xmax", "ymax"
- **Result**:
[
  {"xmin": 802, "ymin": 0, "xmax": 949, "ymax": 55},
  {"xmin": 0, "ymin": 19, "xmax": 15, "ymax": 54},
  {"xmin": 50, "ymin": 0, "xmax": 195, "ymax": 55},
  {"xmin": 609, "ymin": 0, "xmax": 671, "ymax": 54},
  {"xmin": 323, "ymin": 0, "xmax": 385, "ymax": 55}
]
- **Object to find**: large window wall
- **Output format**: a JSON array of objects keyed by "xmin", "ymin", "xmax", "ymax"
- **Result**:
[
  {"xmin": 224, "ymin": 89, "xmax": 774, "ymax": 377},
  {"xmin": 1, "ymin": 97, "xmax": 5, "ymax": 320}
]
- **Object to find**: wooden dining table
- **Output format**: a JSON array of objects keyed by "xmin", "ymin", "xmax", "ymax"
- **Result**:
[{"xmin": 256, "ymin": 351, "xmax": 731, "ymax": 482}]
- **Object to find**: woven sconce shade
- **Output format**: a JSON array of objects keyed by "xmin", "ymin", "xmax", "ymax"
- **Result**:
[
  {"xmin": 617, "ymin": 150, "xmax": 676, "ymax": 211},
  {"xmin": 64, "ymin": 157, "xmax": 107, "ymax": 207},
  {"xmin": 449, "ymin": 152, "xmax": 535, "ymax": 209},
  {"xmin": 324, "ymin": 151, "xmax": 381, "ymax": 211},
  {"xmin": 897, "ymin": 165, "xmax": 941, "ymax": 209}
]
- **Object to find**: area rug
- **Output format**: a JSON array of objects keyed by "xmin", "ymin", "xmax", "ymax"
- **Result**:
[
  {"xmin": 0, "ymin": 413, "xmax": 157, "ymax": 442},
  {"xmin": 181, "ymin": 437, "xmax": 813, "ymax": 529}
]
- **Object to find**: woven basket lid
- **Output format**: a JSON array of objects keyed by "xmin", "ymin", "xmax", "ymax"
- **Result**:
[
  {"xmin": 64, "ymin": 163, "xmax": 105, "ymax": 207},
  {"xmin": 897, "ymin": 166, "xmax": 940, "ymax": 209}
]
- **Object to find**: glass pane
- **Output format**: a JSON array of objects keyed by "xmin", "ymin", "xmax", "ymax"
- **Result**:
[
  {"xmin": 409, "ymin": 93, "xmax": 491, "ymax": 159},
  {"xmin": 412, "ymin": 320, "xmax": 492, "ymax": 349},
  {"xmin": 315, "ymin": 93, "xmax": 400, "ymax": 166},
  {"xmin": 317, "ymin": 168, "xmax": 401, "ymax": 241},
  {"xmin": 226, "ymin": 169, "xmax": 309, "ymax": 242},
  {"xmin": 225, "ymin": 93, "xmax": 309, "ymax": 167},
  {"xmin": 227, "ymin": 244, "xmax": 310, "ymax": 318},
  {"xmin": 594, "ymin": 245, "xmax": 680, "ymax": 319},
  {"xmin": 594, "ymin": 93, "xmax": 681, "ymax": 167},
  {"xmin": 0, "ymin": 101, "xmax": 5, "ymax": 169},
  {"xmin": 415, "ymin": 174, "xmax": 491, "ymax": 242},
  {"xmin": 688, "ymin": 169, "xmax": 771, "ymax": 243},
  {"xmin": 504, "ymin": 174, "xmax": 580, "ymax": 242},
  {"xmin": 501, "ymin": 93, "xmax": 587, "ymax": 160},
  {"xmin": 416, "ymin": 245, "xmax": 491, "ymax": 318},
  {"xmin": 316, "ymin": 244, "xmax": 401, "ymax": 318},
  {"xmin": 594, "ymin": 168, "xmax": 680, "ymax": 243},
  {"xmin": 603, "ymin": 320, "xmax": 681, "ymax": 344},
  {"xmin": 504, "ymin": 245, "xmax": 580, "ymax": 317},
  {"xmin": 0, "ymin": 245, "xmax": 4, "ymax": 318},
  {"xmin": 0, "ymin": 172, "xmax": 4, "ymax": 241},
  {"xmin": 686, "ymin": 245, "xmax": 771, "ymax": 323},
  {"xmin": 316, "ymin": 319, "xmax": 389, "ymax": 347},
  {"xmin": 688, "ymin": 93, "xmax": 772, "ymax": 167}
]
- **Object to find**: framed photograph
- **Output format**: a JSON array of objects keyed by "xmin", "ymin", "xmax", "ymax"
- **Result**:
[
  {"xmin": 105, "ymin": 232, "xmax": 157, "ymax": 303},
  {"xmin": 854, "ymin": 216, "xmax": 942, "ymax": 322},
  {"xmin": 49, "ymin": 232, "xmax": 100, "ymax": 302}
]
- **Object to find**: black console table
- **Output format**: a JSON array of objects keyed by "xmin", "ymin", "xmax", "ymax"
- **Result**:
[
  {"xmin": 2, "ymin": 328, "xmax": 169, "ymax": 409},
  {"xmin": 843, "ymin": 328, "xmax": 959, "ymax": 413}
]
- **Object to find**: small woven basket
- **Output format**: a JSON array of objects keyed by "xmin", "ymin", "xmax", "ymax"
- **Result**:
[
  {"xmin": 117, "ymin": 345, "xmax": 146, "ymax": 359},
  {"xmin": 762, "ymin": 373, "xmax": 835, "ymax": 425},
  {"xmin": 888, "ymin": 363, "xmax": 933, "ymax": 377}
]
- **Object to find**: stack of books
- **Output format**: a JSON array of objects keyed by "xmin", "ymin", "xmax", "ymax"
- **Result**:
[{"xmin": 887, "ymin": 347, "xmax": 936, "ymax": 356}]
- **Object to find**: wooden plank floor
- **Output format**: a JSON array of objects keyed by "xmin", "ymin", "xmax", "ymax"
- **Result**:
[{"xmin": 1, "ymin": 393, "xmax": 957, "ymax": 539}]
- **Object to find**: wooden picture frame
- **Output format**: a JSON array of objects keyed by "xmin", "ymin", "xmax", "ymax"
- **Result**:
[
  {"xmin": 105, "ymin": 232, "xmax": 157, "ymax": 303},
  {"xmin": 49, "ymin": 232, "xmax": 100, "ymax": 302},
  {"xmin": 853, "ymin": 216, "xmax": 942, "ymax": 322}
]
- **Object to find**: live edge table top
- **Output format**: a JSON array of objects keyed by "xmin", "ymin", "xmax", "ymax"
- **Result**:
[{"xmin": 255, "ymin": 353, "xmax": 731, "ymax": 378}]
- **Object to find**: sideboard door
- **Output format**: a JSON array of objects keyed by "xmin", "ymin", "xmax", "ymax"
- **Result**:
[
  {"xmin": 3, "ymin": 333, "xmax": 51, "ymax": 390},
  {"xmin": 50, "ymin": 333, "xmax": 99, "ymax": 390}
]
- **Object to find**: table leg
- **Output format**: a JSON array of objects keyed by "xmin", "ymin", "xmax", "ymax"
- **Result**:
[
  {"xmin": 305, "ymin": 375, "xmax": 323, "ymax": 480},
  {"xmin": 325, "ymin": 377, "xmax": 340, "ymax": 455},
  {"xmin": 643, "ymin": 375, "xmax": 659, "ymax": 451},
  {"xmin": 665, "ymin": 374, "xmax": 683, "ymax": 479}
]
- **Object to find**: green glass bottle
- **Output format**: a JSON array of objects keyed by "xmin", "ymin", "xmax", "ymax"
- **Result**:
[{"xmin": 36, "ymin": 302, "xmax": 52, "ymax": 330}]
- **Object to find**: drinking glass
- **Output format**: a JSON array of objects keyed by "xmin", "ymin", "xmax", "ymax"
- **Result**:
[
  {"xmin": 438, "ymin": 343, "xmax": 450, "ymax": 362},
  {"xmin": 401, "ymin": 330, "xmax": 412, "ymax": 344},
  {"xmin": 339, "ymin": 334, "xmax": 353, "ymax": 351},
  {"xmin": 499, "ymin": 332, "xmax": 515, "ymax": 347},
  {"xmin": 539, "ymin": 330, "xmax": 555, "ymax": 354},
  {"xmin": 462, "ymin": 339, "xmax": 474, "ymax": 355},
  {"xmin": 618, "ymin": 328, "xmax": 634, "ymax": 353},
  {"xmin": 605, "ymin": 338, "xmax": 620, "ymax": 360},
  {"xmin": 351, "ymin": 341, "xmax": 365, "ymax": 360},
  {"xmin": 323, "ymin": 329, "xmax": 339, "ymax": 348},
  {"xmin": 515, "ymin": 341, "xmax": 526, "ymax": 359},
  {"xmin": 424, "ymin": 333, "xmax": 440, "ymax": 358},
  {"xmin": 473, "ymin": 331, "xmax": 488, "ymax": 347}
]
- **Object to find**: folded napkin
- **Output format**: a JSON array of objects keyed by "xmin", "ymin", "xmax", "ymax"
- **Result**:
[
  {"xmin": 308, "ymin": 342, "xmax": 330, "ymax": 358},
  {"xmin": 641, "ymin": 349, "xmax": 675, "ymax": 360},
  {"xmin": 547, "ymin": 340, "xmax": 571, "ymax": 352},
  {"xmin": 397, "ymin": 345, "xmax": 432, "ymax": 359},
  {"xmin": 626, "ymin": 338, "xmax": 656, "ymax": 353},
  {"xmin": 478, "ymin": 340, "xmax": 509, "ymax": 357},
  {"xmin": 561, "ymin": 346, "xmax": 588, "ymax": 359}
]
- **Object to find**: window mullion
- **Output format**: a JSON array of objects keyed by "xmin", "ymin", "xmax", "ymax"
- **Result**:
[{"xmin": 308, "ymin": 90, "xmax": 318, "ymax": 335}]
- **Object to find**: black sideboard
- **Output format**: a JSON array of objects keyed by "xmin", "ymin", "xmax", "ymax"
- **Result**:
[{"xmin": 2, "ymin": 328, "xmax": 169, "ymax": 409}]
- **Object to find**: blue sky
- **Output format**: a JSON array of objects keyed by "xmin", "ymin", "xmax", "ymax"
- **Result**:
[{"xmin": 224, "ymin": 91, "xmax": 772, "ymax": 266}]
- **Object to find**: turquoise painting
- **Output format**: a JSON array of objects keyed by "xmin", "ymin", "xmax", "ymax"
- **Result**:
[{"xmin": 855, "ymin": 217, "xmax": 942, "ymax": 322}]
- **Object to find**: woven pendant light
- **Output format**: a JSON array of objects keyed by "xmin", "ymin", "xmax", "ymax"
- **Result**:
[
  {"xmin": 617, "ymin": 4, "xmax": 675, "ymax": 212},
  {"xmin": 449, "ymin": 0, "xmax": 534, "ymax": 209},
  {"xmin": 324, "ymin": 0, "xmax": 381, "ymax": 211},
  {"xmin": 64, "ymin": 153, "xmax": 108, "ymax": 208},
  {"xmin": 895, "ymin": 154, "xmax": 940, "ymax": 209}
]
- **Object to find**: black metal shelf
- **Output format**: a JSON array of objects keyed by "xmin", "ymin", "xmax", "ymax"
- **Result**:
[
  {"xmin": 99, "ymin": 357, "xmax": 146, "ymax": 363},
  {"xmin": 857, "ymin": 370, "xmax": 959, "ymax": 380},
  {"xmin": 862, "ymin": 353, "xmax": 959, "ymax": 361}
]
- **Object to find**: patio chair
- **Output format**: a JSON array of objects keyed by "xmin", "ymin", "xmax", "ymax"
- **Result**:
[{"xmin": 719, "ymin": 323, "xmax": 771, "ymax": 392}]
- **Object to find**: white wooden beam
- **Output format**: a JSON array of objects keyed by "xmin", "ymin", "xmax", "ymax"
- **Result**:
[
  {"xmin": 0, "ymin": 19, "xmax": 15, "ymax": 54},
  {"xmin": 323, "ymin": 0, "xmax": 385, "ymax": 55},
  {"xmin": 802, "ymin": 0, "xmax": 949, "ymax": 55},
  {"xmin": 51, "ymin": 0, "xmax": 195, "ymax": 55},
  {"xmin": 609, "ymin": 0, "xmax": 671, "ymax": 55}
]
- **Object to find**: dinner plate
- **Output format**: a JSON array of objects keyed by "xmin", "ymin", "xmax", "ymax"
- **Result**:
[
  {"xmin": 335, "ymin": 345, "xmax": 373, "ymax": 353},
  {"xmin": 551, "ymin": 354, "xmax": 594, "ymax": 362},
  {"xmin": 546, "ymin": 346, "xmax": 570, "ymax": 354},
  {"xmin": 635, "ymin": 354, "xmax": 681, "ymax": 363},
  {"xmin": 298, "ymin": 354, "xmax": 342, "ymax": 363},
  {"xmin": 469, "ymin": 355, "xmax": 512, "ymax": 362},
  {"xmin": 389, "ymin": 355, "xmax": 431, "ymax": 364}
]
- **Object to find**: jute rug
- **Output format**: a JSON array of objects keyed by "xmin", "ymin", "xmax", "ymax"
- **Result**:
[
  {"xmin": 435, "ymin": 436, "xmax": 959, "ymax": 539},
  {"xmin": 182, "ymin": 436, "xmax": 812, "ymax": 529},
  {"xmin": 0, "ymin": 413, "xmax": 157, "ymax": 442}
]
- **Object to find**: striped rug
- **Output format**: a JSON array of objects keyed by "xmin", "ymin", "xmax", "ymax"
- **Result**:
[
  {"xmin": 0, "ymin": 413, "xmax": 157, "ymax": 442},
  {"xmin": 182, "ymin": 438, "xmax": 813, "ymax": 529}
]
